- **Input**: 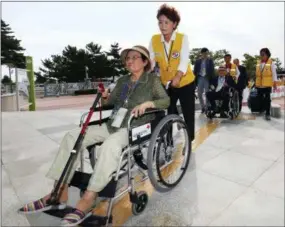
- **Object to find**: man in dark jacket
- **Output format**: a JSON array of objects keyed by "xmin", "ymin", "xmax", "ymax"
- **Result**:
[
  {"xmin": 233, "ymin": 58, "xmax": 248, "ymax": 112},
  {"xmin": 194, "ymin": 48, "xmax": 215, "ymax": 113}
]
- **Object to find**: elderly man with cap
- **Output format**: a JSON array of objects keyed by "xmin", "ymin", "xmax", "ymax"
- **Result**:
[
  {"xmin": 206, "ymin": 66, "xmax": 232, "ymax": 117},
  {"xmin": 17, "ymin": 45, "xmax": 170, "ymax": 226}
]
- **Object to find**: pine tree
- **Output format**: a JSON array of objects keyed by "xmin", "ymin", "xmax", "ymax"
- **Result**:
[
  {"xmin": 274, "ymin": 58, "xmax": 283, "ymax": 73},
  {"xmin": 106, "ymin": 43, "xmax": 129, "ymax": 81},
  {"xmin": 1, "ymin": 20, "xmax": 26, "ymax": 68}
]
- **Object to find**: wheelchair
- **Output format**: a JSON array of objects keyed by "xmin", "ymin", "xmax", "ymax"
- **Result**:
[
  {"xmin": 43, "ymin": 94, "xmax": 191, "ymax": 226},
  {"xmin": 205, "ymin": 79, "xmax": 240, "ymax": 120}
]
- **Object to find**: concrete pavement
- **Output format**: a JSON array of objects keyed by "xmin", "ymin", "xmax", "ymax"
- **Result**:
[{"xmin": 1, "ymin": 106, "xmax": 284, "ymax": 226}]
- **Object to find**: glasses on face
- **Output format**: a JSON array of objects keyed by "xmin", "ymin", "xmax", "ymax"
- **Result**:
[
  {"xmin": 260, "ymin": 53, "xmax": 266, "ymax": 56},
  {"xmin": 125, "ymin": 56, "xmax": 142, "ymax": 62}
]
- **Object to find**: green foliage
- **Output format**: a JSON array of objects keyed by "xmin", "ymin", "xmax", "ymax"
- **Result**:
[
  {"xmin": 189, "ymin": 48, "xmax": 229, "ymax": 67},
  {"xmin": 241, "ymin": 53, "xmax": 260, "ymax": 80},
  {"xmin": 1, "ymin": 20, "xmax": 25, "ymax": 68},
  {"xmin": 274, "ymin": 58, "xmax": 283, "ymax": 72},
  {"xmin": 105, "ymin": 43, "xmax": 129, "ymax": 81},
  {"xmin": 37, "ymin": 42, "xmax": 128, "ymax": 83}
]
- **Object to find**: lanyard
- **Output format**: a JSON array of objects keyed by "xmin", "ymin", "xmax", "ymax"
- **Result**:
[
  {"xmin": 163, "ymin": 41, "xmax": 174, "ymax": 63},
  {"xmin": 260, "ymin": 60, "xmax": 268, "ymax": 74},
  {"xmin": 120, "ymin": 80, "xmax": 139, "ymax": 107}
]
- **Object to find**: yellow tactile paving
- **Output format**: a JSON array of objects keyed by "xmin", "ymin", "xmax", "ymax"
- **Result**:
[{"xmin": 91, "ymin": 113, "xmax": 255, "ymax": 226}]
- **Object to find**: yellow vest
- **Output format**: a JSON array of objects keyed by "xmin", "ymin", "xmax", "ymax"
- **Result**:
[
  {"xmin": 151, "ymin": 33, "xmax": 195, "ymax": 87},
  {"xmin": 225, "ymin": 63, "xmax": 238, "ymax": 83},
  {"xmin": 255, "ymin": 59, "xmax": 273, "ymax": 87}
]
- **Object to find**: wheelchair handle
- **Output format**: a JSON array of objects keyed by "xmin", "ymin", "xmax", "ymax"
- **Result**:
[{"xmin": 165, "ymin": 81, "xmax": 172, "ymax": 90}]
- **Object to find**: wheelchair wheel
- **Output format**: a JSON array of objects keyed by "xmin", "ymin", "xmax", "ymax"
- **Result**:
[
  {"xmin": 206, "ymin": 109, "xmax": 215, "ymax": 119},
  {"xmin": 147, "ymin": 114, "xmax": 191, "ymax": 192},
  {"xmin": 229, "ymin": 90, "xmax": 239, "ymax": 119},
  {"xmin": 132, "ymin": 191, "xmax": 148, "ymax": 215}
]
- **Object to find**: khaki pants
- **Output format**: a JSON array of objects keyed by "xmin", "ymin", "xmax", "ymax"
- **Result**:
[{"xmin": 46, "ymin": 123, "xmax": 128, "ymax": 192}]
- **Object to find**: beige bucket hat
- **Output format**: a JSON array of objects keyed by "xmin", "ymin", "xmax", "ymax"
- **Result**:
[{"xmin": 120, "ymin": 45, "xmax": 152, "ymax": 72}]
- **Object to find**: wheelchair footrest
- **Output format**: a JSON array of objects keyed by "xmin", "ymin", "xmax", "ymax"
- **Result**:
[
  {"xmin": 43, "ymin": 206, "xmax": 112, "ymax": 226},
  {"xmin": 43, "ymin": 205, "xmax": 74, "ymax": 218},
  {"xmin": 81, "ymin": 214, "xmax": 112, "ymax": 226}
]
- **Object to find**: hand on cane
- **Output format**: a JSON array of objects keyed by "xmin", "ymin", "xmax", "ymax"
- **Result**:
[
  {"xmin": 101, "ymin": 88, "xmax": 110, "ymax": 100},
  {"xmin": 98, "ymin": 83, "xmax": 109, "ymax": 99}
]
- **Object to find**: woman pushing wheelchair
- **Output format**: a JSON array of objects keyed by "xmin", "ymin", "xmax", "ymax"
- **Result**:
[{"xmin": 18, "ymin": 45, "xmax": 170, "ymax": 226}]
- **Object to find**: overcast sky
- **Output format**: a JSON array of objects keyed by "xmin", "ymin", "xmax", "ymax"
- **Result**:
[{"xmin": 2, "ymin": 1, "xmax": 284, "ymax": 79}]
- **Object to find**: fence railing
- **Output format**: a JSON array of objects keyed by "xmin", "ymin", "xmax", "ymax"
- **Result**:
[{"xmin": 1, "ymin": 81, "xmax": 111, "ymax": 98}]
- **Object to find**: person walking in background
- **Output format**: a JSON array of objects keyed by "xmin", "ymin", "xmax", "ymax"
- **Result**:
[
  {"xmin": 233, "ymin": 58, "xmax": 248, "ymax": 112},
  {"xmin": 194, "ymin": 48, "xmax": 215, "ymax": 113},
  {"xmin": 255, "ymin": 47, "xmax": 278, "ymax": 121},
  {"xmin": 224, "ymin": 54, "xmax": 240, "ymax": 88},
  {"xmin": 148, "ymin": 3, "xmax": 196, "ymax": 142}
]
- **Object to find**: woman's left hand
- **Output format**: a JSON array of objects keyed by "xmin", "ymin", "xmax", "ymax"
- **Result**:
[
  {"xmin": 273, "ymin": 81, "xmax": 277, "ymax": 91},
  {"xmin": 171, "ymin": 71, "xmax": 183, "ymax": 88},
  {"xmin": 132, "ymin": 101, "xmax": 155, "ymax": 118}
]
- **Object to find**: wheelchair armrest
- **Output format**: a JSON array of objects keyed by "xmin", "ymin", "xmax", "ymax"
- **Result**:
[
  {"xmin": 88, "ymin": 117, "xmax": 110, "ymax": 126},
  {"xmin": 127, "ymin": 108, "xmax": 166, "ymax": 131},
  {"xmin": 144, "ymin": 108, "xmax": 166, "ymax": 115},
  {"xmin": 93, "ymin": 104, "xmax": 114, "ymax": 112}
]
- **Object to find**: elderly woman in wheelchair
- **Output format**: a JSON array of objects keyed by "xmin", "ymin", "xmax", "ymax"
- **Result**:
[
  {"xmin": 18, "ymin": 45, "xmax": 191, "ymax": 227},
  {"xmin": 205, "ymin": 66, "xmax": 240, "ymax": 119}
]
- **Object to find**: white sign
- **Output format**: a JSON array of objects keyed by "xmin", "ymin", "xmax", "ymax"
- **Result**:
[
  {"xmin": 17, "ymin": 68, "xmax": 29, "ymax": 85},
  {"xmin": 16, "ymin": 68, "xmax": 29, "ymax": 97},
  {"xmin": 131, "ymin": 123, "xmax": 151, "ymax": 141}
]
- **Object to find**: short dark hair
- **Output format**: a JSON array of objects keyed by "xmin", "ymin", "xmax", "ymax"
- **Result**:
[
  {"xmin": 224, "ymin": 54, "xmax": 231, "ymax": 58},
  {"xmin": 201, "ymin": 48, "xmax": 209, "ymax": 53},
  {"xmin": 157, "ymin": 4, "xmax": 181, "ymax": 29},
  {"xmin": 260, "ymin": 48, "xmax": 271, "ymax": 58}
]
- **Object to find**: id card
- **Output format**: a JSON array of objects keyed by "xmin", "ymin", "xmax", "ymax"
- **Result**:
[{"xmin": 111, "ymin": 108, "xmax": 128, "ymax": 128}]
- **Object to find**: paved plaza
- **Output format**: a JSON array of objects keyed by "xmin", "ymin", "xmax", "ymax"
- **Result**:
[{"xmin": 1, "ymin": 100, "xmax": 284, "ymax": 226}]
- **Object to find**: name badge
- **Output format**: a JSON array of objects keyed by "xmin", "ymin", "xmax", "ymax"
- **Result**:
[{"xmin": 111, "ymin": 108, "xmax": 128, "ymax": 128}]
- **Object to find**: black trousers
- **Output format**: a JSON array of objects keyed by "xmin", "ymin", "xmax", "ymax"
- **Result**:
[
  {"xmin": 206, "ymin": 88, "xmax": 229, "ymax": 112},
  {"xmin": 237, "ymin": 89, "xmax": 243, "ymax": 112},
  {"xmin": 168, "ymin": 82, "xmax": 195, "ymax": 142},
  {"xmin": 257, "ymin": 87, "xmax": 272, "ymax": 115}
]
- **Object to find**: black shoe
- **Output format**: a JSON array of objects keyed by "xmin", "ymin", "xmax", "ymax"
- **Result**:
[
  {"xmin": 220, "ymin": 112, "xmax": 228, "ymax": 118},
  {"xmin": 265, "ymin": 114, "xmax": 271, "ymax": 121},
  {"xmin": 201, "ymin": 108, "xmax": 205, "ymax": 114}
]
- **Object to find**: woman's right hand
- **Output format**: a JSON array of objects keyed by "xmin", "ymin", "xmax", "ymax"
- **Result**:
[{"xmin": 102, "ymin": 89, "xmax": 110, "ymax": 99}]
